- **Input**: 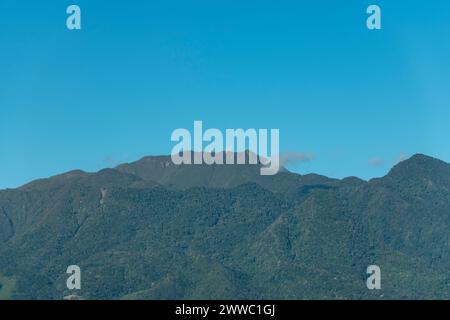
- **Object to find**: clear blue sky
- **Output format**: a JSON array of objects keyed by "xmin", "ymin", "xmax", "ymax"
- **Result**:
[{"xmin": 1, "ymin": 0, "xmax": 450, "ymax": 189}]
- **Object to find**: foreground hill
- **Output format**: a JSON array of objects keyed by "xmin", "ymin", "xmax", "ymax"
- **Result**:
[{"xmin": 0, "ymin": 154, "xmax": 449, "ymax": 299}]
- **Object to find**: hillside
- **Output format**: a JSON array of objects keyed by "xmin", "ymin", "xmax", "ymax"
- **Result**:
[{"xmin": 0, "ymin": 153, "xmax": 449, "ymax": 299}]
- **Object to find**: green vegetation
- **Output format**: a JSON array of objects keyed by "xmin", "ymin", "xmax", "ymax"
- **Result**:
[
  {"xmin": 0, "ymin": 274, "xmax": 16, "ymax": 300},
  {"xmin": 1, "ymin": 153, "xmax": 450, "ymax": 299}
]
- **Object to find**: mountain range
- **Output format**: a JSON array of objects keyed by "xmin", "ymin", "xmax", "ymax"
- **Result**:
[{"xmin": 1, "ymin": 153, "xmax": 450, "ymax": 299}]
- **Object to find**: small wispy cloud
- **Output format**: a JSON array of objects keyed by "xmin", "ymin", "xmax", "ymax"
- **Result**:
[
  {"xmin": 395, "ymin": 153, "xmax": 409, "ymax": 164},
  {"xmin": 369, "ymin": 157, "xmax": 384, "ymax": 167},
  {"xmin": 280, "ymin": 152, "xmax": 315, "ymax": 167}
]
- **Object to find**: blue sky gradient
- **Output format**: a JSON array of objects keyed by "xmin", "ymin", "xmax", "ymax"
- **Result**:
[{"xmin": 1, "ymin": 0, "xmax": 450, "ymax": 188}]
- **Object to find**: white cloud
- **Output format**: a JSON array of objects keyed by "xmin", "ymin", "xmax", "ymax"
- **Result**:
[
  {"xmin": 369, "ymin": 157, "xmax": 384, "ymax": 167},
  {"xmin": 280, "ymin": 152, "xmax": 315, "ymax": 167}
]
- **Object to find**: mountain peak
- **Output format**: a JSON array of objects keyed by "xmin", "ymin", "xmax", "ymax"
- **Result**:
[
  {"xmin": 385, "ymin": 153, "xmax": 450, "ymax": 184},
  {"xmin": 115, "ymin": 152, "xmax": 277, "ymax": 190},
  {"xmin": 406, "ymin": 153, "xmax": 442, "ymax": 162},
  {"xmin": 392, "ymin": 153, "xmax": 447, "ymax": 170}
]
